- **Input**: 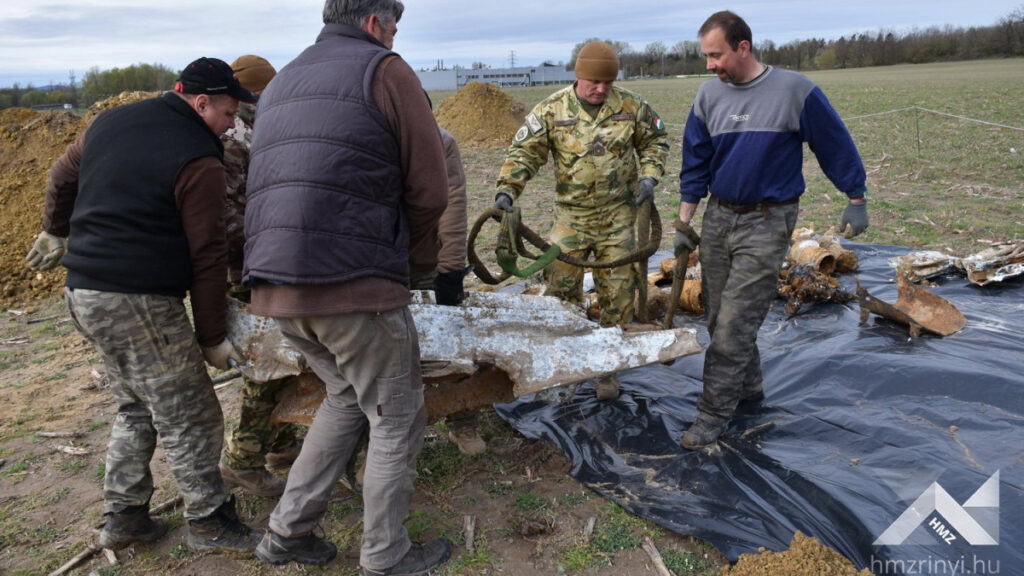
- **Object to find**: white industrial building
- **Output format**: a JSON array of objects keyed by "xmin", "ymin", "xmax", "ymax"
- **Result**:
[{"xmin": 416, "ymin": 63, "xmax": 584, "ymax": 91}]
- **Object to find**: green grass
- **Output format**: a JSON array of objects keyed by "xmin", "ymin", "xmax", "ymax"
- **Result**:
[
  {"xmin": 512, "ymin": 490, "xmax": 547, "ymax": 512},
  {"xmin": 404, "ymin": 509, "xmax": 435, "ymax": 541},
  {"xmin": 557, "ymin": 501, "xmax": 664, "ymax": 572},
  {"xmin": 662, "ymin": 548, "xmax": 718, "ymax": 575},
  {"xmin": 432, "ymin": 58, "xmax": 1024, "ymax": 287},
  {"xmin": 55, "ymin": 457, "xmax": 87, "ymax": 474},
  {"xmin": 415, "ymin": 438, "xmax": 466, "ymax": 492}
]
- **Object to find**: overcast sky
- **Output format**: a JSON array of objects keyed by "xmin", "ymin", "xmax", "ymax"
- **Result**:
[{"xmin": 0, "ymin": 1, "xmax": 1019, "ymax": 88}]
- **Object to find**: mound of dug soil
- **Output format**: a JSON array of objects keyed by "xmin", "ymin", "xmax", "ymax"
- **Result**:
[
  {"xmin": 435, "ymin": 82, "xmax": 525, "ymax": 149},
  {"xmin": 0, "ymin": 92, "xmax": 156, "ymax": 309},
  {"xmin": 0, "ymin": 108, "xmax": 78, "ymax": 307},
  {"xmin": 721, "ymin": 531, "xmax": 873, "ymax": 575}
]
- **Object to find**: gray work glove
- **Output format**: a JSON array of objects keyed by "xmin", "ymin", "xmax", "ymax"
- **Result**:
[
  {"xmin": 635, "ymin": 177, "xmax": 656, "ymax": 206},
  {"xmin": 840, "ymin": 199, "xmax": 869, "ymax": 238},
  {"xmin": 494, "ymin": 192, "xmax": 514, "ymax": 213},
  {"xmin": 202, "ymin": 339, "xmax": 243, "ymax": 371},
  {"xmin": 674, "ymin": 221, "xmax": 700, "ymax": 257},
  {"xmin": 26, "ymin": 230, "xmax": 67, "ymax": 271}
]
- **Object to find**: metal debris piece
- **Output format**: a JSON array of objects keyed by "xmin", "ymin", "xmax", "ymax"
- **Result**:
[
  {"xmin": 958, "ymin": 242, "xmax": 1024, "ymax": 286},
  {"xmin": 229, "ymin": 292, "xmax": 701, "ymax": 424},
  {"xmin": 410, "ymin": 291, "xmax": 700, "ymax": 396},
  {"xmin": 779, "ymin": 264, "xmax": 855, "ymax": 315},
  {"xmin": 858, "ymin": 265, "xmax": 967, "ymax": 337},
  {"xmin": 888, "ymin": 250, "xmax": 959, "ymax": 283}
]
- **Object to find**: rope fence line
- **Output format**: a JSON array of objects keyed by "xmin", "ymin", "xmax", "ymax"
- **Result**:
[{"xmin": 664, "ymin": 105, "xmax": 1024, "ymax": 132}]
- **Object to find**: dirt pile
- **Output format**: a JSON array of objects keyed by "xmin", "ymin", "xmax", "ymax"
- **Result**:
[
  {"xmin": 720, "ymin": 531, "xmax": 873, "ymax": 575},
  {"xmin": 0, "ymin": 108, "xmax": 78, "ymax": 307},
  {"xmin": 0, "ymin": 92, "xmax": 156, "ymax": 309},
  {"xmin": 435, "ymin": 82, "xmax": 525, "ymax": 149}
]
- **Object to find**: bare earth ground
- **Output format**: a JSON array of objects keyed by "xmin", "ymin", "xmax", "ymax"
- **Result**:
[{"xmin": 0, "ymin": 295, "xmax": 726, "ymax": 576}]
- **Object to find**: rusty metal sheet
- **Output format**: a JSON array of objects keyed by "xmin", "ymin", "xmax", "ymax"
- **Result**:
[{"xmin": 857, "ymin": 267, "xmax": 967, "ymax": 337}]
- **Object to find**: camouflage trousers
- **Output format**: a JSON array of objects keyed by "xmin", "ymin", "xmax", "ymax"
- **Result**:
[
  {"xmin": 65, "ymin": 288, "xmax": 227, "ymax": 519},
  {"xmin": 222, "ymin": 375, "xmax": 298, "ymax": 469},
  {"xmin": 697, "ymin": 198, "xmax": 799, "ymax": 423},
  {"xmin": 545, "ymin": 202, "xmax": 638, "ymax": 326}
]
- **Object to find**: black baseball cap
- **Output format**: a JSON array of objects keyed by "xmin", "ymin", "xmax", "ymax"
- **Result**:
[{"xmin": 175, "ymin": 57, "xmax": 257, "ymax": 103}]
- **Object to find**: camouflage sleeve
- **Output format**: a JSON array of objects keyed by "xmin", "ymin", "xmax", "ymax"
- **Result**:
[
  {"xmin": 495, "ymin": 104, "xmax": 551, "ymax": 200},
  {"xmin": 633, "ymin": 101, "xmax": 670, "ymax": 181},
  {"xmin": 220, "ymin": 121, "xmax": 249, "ymax": 268}
]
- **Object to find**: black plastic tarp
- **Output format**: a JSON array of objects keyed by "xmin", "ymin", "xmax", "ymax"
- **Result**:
[{"xmin": 495, "ymin": 242, "xmax": 1023, "ymax": 574}]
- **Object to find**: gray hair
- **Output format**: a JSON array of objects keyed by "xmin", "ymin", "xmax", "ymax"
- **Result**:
[{"xmin": 323, "ymin": 0, "xmax": 404, "ymax": 28}]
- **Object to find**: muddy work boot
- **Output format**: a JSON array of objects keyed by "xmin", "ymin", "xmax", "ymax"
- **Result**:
[
  {"xmin": 264, "ymin": 443, "xmax": 302, "ymax": 471},
  {"xmin": 98, "ymin": 504, "xmax": 168, "ymax": 550},
  {"xmin": 447, "ymin": 415, "xmax": 486, "ymax": 456},
  {"xmin": 737, "ymin": 387, "xmax": 766, "ymax": 412},
  {"xmin": 680, "ymin": 415, "xmax": 728, "ymax": 451},
  {"xmin": 360, "ymin": 538, "xmax": 452, "ymax": 576},
  {"xmin": 594, "ymin": 373, "xmax": 620, "ymax": 401},
  {"xmin": 255, "ymin": 529, "xmax": 338, "ymax": 566},
  {"xmin": 220, "ymin": 461, "xmax": 286, "ymax": 497},
  {"xmin": 187, "ymin": 495, "xmax": 261, "ymax": 553}
]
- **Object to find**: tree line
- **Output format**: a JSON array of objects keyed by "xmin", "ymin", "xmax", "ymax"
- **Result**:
[
  {"xmin": 0, "ymin": 63, "xmax": 178, "ymax": 111},
  {"xmin": 574, "ymin": 6, "xmax": 1024, "ymax": 77}
]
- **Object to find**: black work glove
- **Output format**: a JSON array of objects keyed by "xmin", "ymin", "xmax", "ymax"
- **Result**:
[
  {"xmin": 840, "ymin": 199, "xmax": 869, "ymax": 238},
  {"xmin": 635, "ymin": 177, "xmax": 656, "ymax": 206},
  {"xmin": 674, "ymin": 220, "xmax": 700, "ymax": 257},
  {"xmin": 434, "ymin": 265, "xmax": 472, "ymax": 306},
  {"xmin": 494, "ymin": 192, "xmax": 514, "ymax": 213}
]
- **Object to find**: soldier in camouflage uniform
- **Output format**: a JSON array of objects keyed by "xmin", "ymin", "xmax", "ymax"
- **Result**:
[
  {"xmin": 27, "ymin": 57, "xmax": 260, "ymax": 553},
  {"xmin": 218, "ymin": 55, "xmax": 300, "ymax": 497},
  {"xmin": 494, "ymin": 41, "xmax": 669, "ymax": 400}
]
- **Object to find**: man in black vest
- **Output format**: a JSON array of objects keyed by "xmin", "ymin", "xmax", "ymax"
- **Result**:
[
  {"xmin": 244, "ymin": 0, "xmax": 451, "ymax": 573},
  {"xmin": 28, "ymin": 57, "xmax": 262, "ymax": 554}
]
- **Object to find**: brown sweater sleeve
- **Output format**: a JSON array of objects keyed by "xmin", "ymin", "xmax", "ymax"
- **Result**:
[
  {"xmin": 437, "ymin": 128, "xmax": 468, "ymax": 273},
  {"xmin": 175, "ymin": 157, "xmax": 228, "ymax": 347},
  {"xmin": 373, "ymin": 55, "xmax": 449, "ymax": 280},
  {"xmin": 42, "ymin": 134, "xmax": 86, "ymax": 237}
]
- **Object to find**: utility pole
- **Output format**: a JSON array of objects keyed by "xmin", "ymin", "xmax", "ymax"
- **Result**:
[{"xmin": 509, "ymin": 50, "xmax": 517, "ymax": 68}]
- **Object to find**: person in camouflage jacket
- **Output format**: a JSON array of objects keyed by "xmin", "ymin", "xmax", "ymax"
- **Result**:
[
  {"xmin": 494, "ymin": 41, "xmax": 669, "ymax": 400},
  {"xmin": 217, "ymin": 55, "xmax": 299, "ymax": 497}
]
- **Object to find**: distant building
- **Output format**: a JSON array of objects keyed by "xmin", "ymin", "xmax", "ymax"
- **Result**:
[{"xmin": 418, "ymin": 64, "xmax": 613, "ymax": 91}]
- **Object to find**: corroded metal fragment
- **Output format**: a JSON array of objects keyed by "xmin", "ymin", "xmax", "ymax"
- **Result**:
[{"xmin": 858, "ymin": 266, "xmax": 967, "ymax": 337}]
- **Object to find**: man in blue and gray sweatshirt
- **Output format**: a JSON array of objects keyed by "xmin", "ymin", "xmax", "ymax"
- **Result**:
[{"xmin": 677, "ymin": 10, "xmax": 870, "ymax": 450}]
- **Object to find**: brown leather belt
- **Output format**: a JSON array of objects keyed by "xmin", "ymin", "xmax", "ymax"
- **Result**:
[{"xmin": 713, "ymin": 195, "xmax": 798, "ymax": 216}]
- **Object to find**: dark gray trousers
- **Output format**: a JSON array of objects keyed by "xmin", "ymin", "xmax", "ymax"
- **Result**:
[{"xmin": 697, "ymin": 198, "xmax": 799, "ymax": 423}]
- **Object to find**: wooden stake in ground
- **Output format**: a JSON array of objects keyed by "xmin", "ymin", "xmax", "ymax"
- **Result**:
[
  {"xmin": 47, "ymin": 545, "xmax": 100, "ymax": 576},
  {"xmin": 641, "ymin": 535, "xmax": 675, "ymax": 576},
  {"xmin": 463, "ymin": 515, "xmax": 476, "ymax": 554}
]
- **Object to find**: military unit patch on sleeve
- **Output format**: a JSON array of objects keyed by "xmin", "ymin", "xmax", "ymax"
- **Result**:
[
  {"xmin": 525, "ymin": 112, "xmax": 544, "ymax": 134},
  {"xmin": 651, "ymin": 113, "xmax": 665, "ymax": 133},
  {"xmin": 514, "ymin": 125, "xmax": 530, "ymax": 143}
]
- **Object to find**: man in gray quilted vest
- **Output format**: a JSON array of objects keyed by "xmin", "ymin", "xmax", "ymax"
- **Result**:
[{"xmin": 244, "ymin": 1, "xmax": 451, "ymax": 574}]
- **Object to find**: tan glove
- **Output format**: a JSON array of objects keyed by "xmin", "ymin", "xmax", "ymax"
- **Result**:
[
  {"xmin": 201, "ymin": 339, "xmax": 243, "ymax": 371},
  {"xmin": 26, "ymin": 231, "xmax": 67, "ymax": 270}
]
